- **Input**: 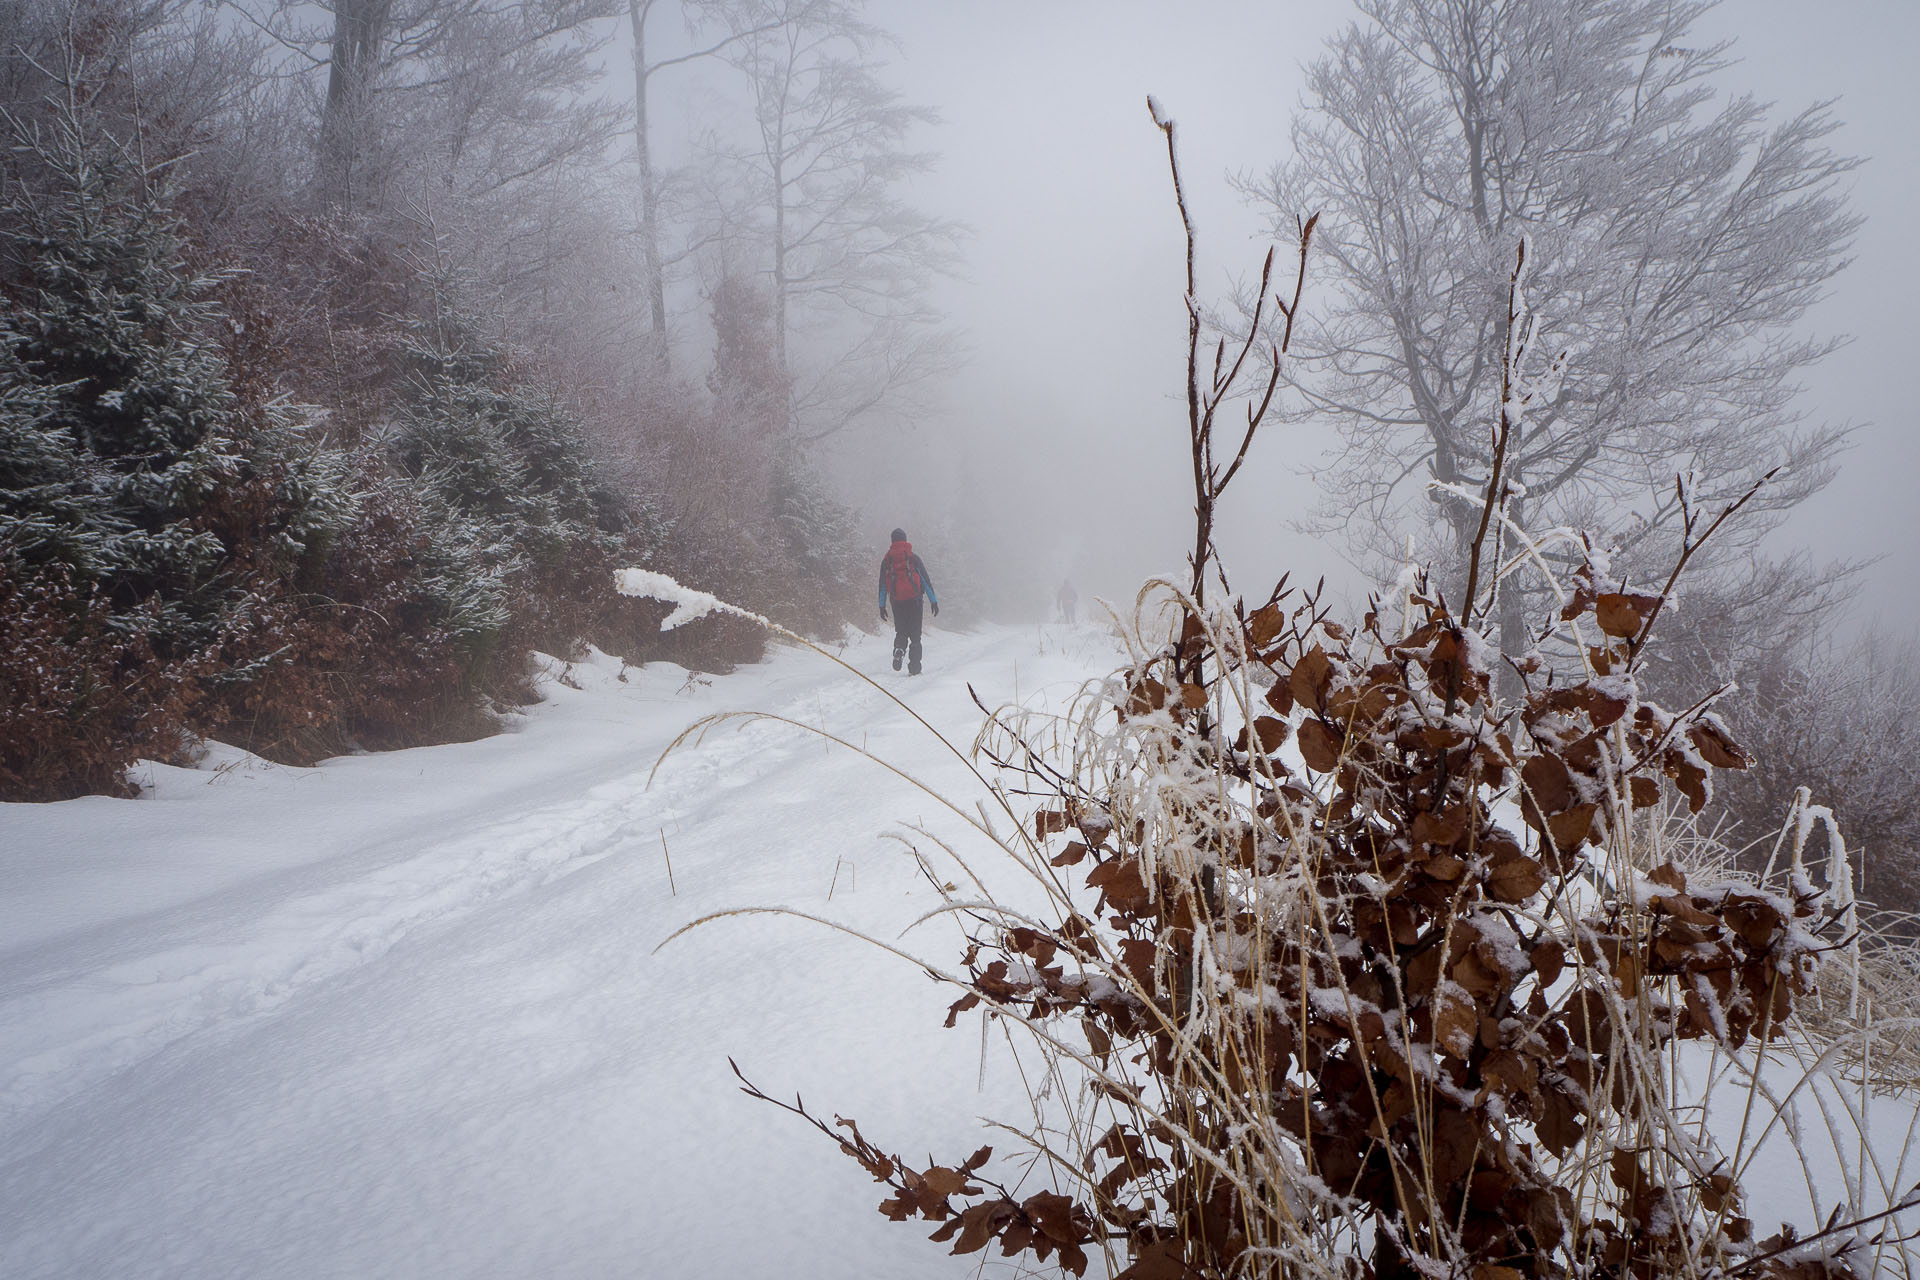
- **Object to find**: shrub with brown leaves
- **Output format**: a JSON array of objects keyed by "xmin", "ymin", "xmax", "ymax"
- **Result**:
[
  {"xmin": 882, "ymin": 566, "xmax": 1886, "ymax": 1279},
  {"xmin": 0, "ymin": 552, "xmax": 211, "ymax": 799}
]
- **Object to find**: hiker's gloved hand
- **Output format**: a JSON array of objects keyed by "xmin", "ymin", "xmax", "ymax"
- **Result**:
[
  {"xmin": 880, "ymin": 605, "xmax": 889, "ymax": 622},
  {"xmin": 930, "ymin": 601, "xmax": 940, "ymax": 617}
]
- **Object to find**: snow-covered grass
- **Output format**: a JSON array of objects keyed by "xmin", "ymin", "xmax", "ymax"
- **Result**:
[{"xmin": 0, "ymin": 622, "xmax": 1118, "ymax": 1279}]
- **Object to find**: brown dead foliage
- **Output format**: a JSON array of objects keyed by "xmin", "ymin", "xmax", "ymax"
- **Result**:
[{"xmin": 777, "ymin": 566, "xmax": 1883, "ymax": 1279}]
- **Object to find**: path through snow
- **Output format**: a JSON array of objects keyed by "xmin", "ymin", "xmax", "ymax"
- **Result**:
[{"xmin": 0, "ymin": 623, "xmax": 1117, "ymax": 1279}]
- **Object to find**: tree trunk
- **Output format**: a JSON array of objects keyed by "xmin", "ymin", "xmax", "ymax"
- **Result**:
[
  {"xmin": 628, "ymin": 0, "xmax": 669, "ymax": 376},
  {"xmin": 771, "ymin": 148, "xmax": 788, "ymax": 379},
  {"xmin": 317, "ymin": 0, "xmax": 394, "ymax": 208},
  {"xmin": 770, "ymin": 142, "xmax": 793, "ymax": 436}
]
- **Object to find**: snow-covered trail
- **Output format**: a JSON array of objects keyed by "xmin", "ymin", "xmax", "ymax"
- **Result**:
[{"xmin": 0, "ymin": 623, "xmax": 1120, "ymax": 1279}]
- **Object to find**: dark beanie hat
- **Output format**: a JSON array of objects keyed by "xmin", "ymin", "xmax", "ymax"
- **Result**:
[{"xmin": 890, "ymin": 527, "xmax": 907, "ymax": 542}]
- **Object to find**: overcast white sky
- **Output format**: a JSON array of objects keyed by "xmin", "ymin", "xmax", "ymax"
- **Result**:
[
  {"xmin": 891, "ymin": 0, "xmax": 1920, "ymax": 629},
  {"xmin": 1689, "ymin": 0, "xmax": 1920, "ymax": 634},
  {"xmin": 652, "ymin": 1, "xmax": 1920, "ymax": 631}
]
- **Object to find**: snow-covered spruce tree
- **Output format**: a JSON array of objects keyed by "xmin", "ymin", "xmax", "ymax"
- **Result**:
[
  {"xmin": 0, "ymin": 332, "xmax": 206, "ymax": 798},
  {"xmin": 0, "ymin": 341, "xmax": 103, "ymax": 569},
  {"xmin": 0, "ymin": 101, "xmax": 253, "ymax": 652},
  {"xmin": 0, "ymin": 90, "xmax": 354, "ymax": 795},
  {"xmin": 0, "ymin": 83, "xmax": 523, "ymax": 783},
  {"xmin": 767, "ymin": 443, "xmax": 863, "ymax": 635},
  {"xmin": 385, "ymin": 298, "xmax": 630, "ymax": 664}
]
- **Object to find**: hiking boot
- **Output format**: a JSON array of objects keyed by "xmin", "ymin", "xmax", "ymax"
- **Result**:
[
  {"xmin": 909, "ymin": 666, "xmax": 921, "ymax": 676},
  {"xmin": 892, "ymin": 648, "xmax": 903, "ymax": 671}
]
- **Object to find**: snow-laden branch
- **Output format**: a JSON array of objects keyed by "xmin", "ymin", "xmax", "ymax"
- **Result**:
[{"xmin": 614, "ymin": 567, "xmax": 769, "ymax": 631}]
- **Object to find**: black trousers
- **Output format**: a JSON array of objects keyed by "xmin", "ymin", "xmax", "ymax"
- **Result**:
[{"xmin": 891, "ymin": 596, "xmax": 924, "ymax": 673}]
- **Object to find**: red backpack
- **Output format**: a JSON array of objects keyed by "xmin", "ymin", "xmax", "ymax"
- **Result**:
[{"xmin": 884, "ymin": 542, "xmax": 921, "ymax": 601}]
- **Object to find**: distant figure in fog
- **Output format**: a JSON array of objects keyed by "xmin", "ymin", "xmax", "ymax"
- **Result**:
[
  {"xmin": 879, "ymin": 527, "xmax": 939, "ymax": 675},
  {"xmin": 1056, "ymin": 579, "xmax": 1078, "ymax": 624}
]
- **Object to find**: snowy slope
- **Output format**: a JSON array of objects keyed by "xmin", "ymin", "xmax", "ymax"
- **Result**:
[{"xmin": 0, "ymin": 622, "xmax": 1119, "ymax": 1280}]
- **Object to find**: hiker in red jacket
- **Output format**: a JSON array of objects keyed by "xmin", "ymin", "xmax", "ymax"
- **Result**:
[{"xmin": 878, "ymin": 527, "xmax": 939, "ymax": 675}]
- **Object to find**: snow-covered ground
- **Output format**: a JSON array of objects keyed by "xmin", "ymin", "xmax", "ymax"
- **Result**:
[
  {"xmin": 0, "ymin": 622, "xmax": 1117, "ymax": 1279},
  {"xmin": 3, "ymin": 618, "xmax": 1914, "ymax": 1278}
]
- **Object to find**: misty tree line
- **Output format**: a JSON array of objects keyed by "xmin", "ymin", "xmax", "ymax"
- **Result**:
[
  {"xmin": 0, "ymin": 0, "xmax": 954, "ymax": 800},
  {"xmin": 0, "ymin": 0, "xmax": 1911, "ymax": 917}
]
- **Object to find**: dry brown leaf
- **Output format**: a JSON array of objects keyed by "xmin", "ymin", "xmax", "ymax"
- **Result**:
[
  {"xmin": 1263, "ymin": 677, "xmax": 1294, "ymax": 716},
  {"xmin": 1297, "ymin": 717, "xmax": 1342, "ymax": 772},
  {"xmin": 1579, "ymin": 684, "xmax": 1631, "ymax": 728},
  {"xmin": 1050, "ymin": 841, "xmax": 1089, "ymax": 867},
  {"xmin": 1666, "ymin": 753, "xmax": 1708, "ymax": 812},
  {"xmin": 1125, "ymin": 678, "xmax": 1167, "ymax": 717},
  {"xmin": 1435, "ymin": 991, "xmax": 1477, "ymax": 1059},
  {"xmin": 1086, "ymin": 859, "xmax": 1152, "ymax": 914},
  {"xmin": 1596, "ymin": 592, "xmax": 1656, "ymax": 637},
  {"xmin": 1690, "ymin": 720, "xmax": 1752, "ymax": 770},
  {"xmin": 1289, "ymin": 645, "xmax": 1334, "ymax": 712},
  {"xmin": 1248, "ymin": 715, "xmax": 1289, "ymax": 753},
  {"xmin": 1411, "ymin": 805, "xmax": 1469, "ymax": 847},
  {"xmin": 1487, "ymin": 854, "xmax": 1548, "ymax": 903},
  {"xmin": 1117, "ymin": 938, "xmax": 1159, "ymax": 988},
  {"xmin": 1033, "ymin": 810, "xmax": 1071, "ymax": 838},
  {"xmin": 1452, "ymin": 948, "xmax": 1501, "ymax": 998},
  {"xmin": 1647, "ymin": 861, "xmax": 1686, "ymax": 891},
  {"xmin": 1545, "ymin": 802, "xmax": 1597, "ymax": 852},
  {"xmin": 1247, "ymin": 602, "xmax": 1285, "ymax": 648},
  {"xmin": 1481, "ymin": 1050, "xmax": 1537, "ymax": 1100},
  {"xmin": 1115, "ymin": 1239, "xmax": 1188, "ymax": 1280},
  {"xmin": 1521, "ymin": 754, "xmax": 1575, "ymax": 813},
  {"xmin": 944, "ymin": 993, "xmax": 980, "ymax": 1028},
  {"xmin": 950, "ymin": 1202, "xmax": 1002, "ymax": 1254},
  {"xmin": 1532, "ymin": 938, "xmax": 1566, "ymax": 987},
  {"xmin": 1537, "ymin": 1084, "xmax": 1586, "ymax": 1157},
  {"xmin": 920, "ymin": 1165, "xmax": 974, "ymax": 1198},
  {"xmin": 1022, "ymin": 1191, "xmax": 1080, "ymax": 1244}
]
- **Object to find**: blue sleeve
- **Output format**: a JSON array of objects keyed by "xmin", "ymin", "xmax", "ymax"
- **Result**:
[
  {"xmin": 915, "ymin": 555, "xmax": 937, "ymax": 606},
  {"xmin": 878, "ymin": 558, "xmax": 889, "ymax": 612}
]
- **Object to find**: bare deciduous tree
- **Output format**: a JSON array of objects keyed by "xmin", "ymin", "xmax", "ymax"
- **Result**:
[
  {"xmin": 1244, "ymin": 0, "xmax": 1860, "ymax": 661},
  {"xmin": 701, "ymin": 0, "xmax": 962, "ymax": 442},
  {"xmin": 623, "ymin": 0, "xmax": 778, "ymax": 374}
]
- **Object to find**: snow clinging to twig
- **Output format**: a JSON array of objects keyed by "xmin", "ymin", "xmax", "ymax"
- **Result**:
[{"xmin": 614, "ymin": 568, "xmax": 767, "ymax": 631}]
